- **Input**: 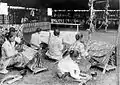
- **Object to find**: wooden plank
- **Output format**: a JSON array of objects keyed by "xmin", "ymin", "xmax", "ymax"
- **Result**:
[{"xmin": 116, "ymin": 22, "xmax": 120, "ymax": 85}]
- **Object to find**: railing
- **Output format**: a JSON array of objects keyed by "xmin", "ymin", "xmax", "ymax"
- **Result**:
[{"xmin": 51, "ymin": 22, "xmax": 81, "ymax": 32}]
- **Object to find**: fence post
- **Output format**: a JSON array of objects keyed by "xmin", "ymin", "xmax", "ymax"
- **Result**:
[
  {"xmin": 116, "ymin": 22, "xmax": 120, "ymax": 85},
  {"xmin": 77, "ymin": 24, "xmax": 79, "ymax": 32}
]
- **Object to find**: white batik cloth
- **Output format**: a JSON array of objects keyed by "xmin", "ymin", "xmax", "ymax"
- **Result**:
[{"xmin": 30, "ymin": 32, "xmax": 41, "ymax": 49}]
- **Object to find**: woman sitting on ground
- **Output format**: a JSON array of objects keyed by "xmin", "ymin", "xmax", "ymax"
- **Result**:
[
  {"xmin": 0, "ymin": 32, "xmax": 29, "ymax": 74},
  {"xmin": 46, "ymin": 28, "xmax": 64, "ymax": 61}
]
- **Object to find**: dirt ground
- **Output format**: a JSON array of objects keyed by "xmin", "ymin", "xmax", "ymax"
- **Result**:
[{"xmin": 0, "ymin": 30, "xmax": 119, "ymax": 85}]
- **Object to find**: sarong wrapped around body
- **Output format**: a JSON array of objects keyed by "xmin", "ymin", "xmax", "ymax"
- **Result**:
[
  {"xmin": 9, "ymin": 53, "xmax": 29, "ymax": 68},
  {"xmin": 0, "ymin": 52, "xmax": 29, "ymax": 70},
  {"xmin": 1, "ymin": 45, "xmax": 37, "ymax": 68}
]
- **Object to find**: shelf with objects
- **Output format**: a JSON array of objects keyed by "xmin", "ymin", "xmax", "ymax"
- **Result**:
[
  {"xmin": 51, "ymin": 9, "xmax": 119, "ymax": 32},
  {"xmin": 95, "ymin": 10, "xmax": 119, "ymax": 31},
  {"xmin": 51, "ymin": 9, "xmax": 90, "ymax": 31},
  {"xmin": 88, "ymin": 0, "xmax": 119, "ymax": 32}
]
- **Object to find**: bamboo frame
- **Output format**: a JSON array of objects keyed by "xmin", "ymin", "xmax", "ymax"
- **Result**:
[
  {"xmin": 104, "ymin": 0, "xmax": 109, "ymax": 32},
  {"xmin": 88, "ymin": 0, "xmax": 110, "ymax": 32},
  {"xmin": 116, "ymin": 21, "xmax": 120, "ymax": 85},
  {"xmin": 89, "ymin": 0, "xmax": 95, "ymax": 32}
]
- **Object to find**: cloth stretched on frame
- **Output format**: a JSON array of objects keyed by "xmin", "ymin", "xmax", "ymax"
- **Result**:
[
  {"xmin": 22, "ymin": 45, "xmax": 38, "ymax": 60},
  {"xmin": 87, "ymin": 40, "xmax": 115, "ymax": 65}
]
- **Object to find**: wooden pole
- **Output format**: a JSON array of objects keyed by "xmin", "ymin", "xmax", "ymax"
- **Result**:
[
  {"xmin": 116, "ymin": 21, "xmax": 120, "ymax": 85},
  {"xmin": 89, "ymin": 0, "xmax": 95, "ymax": 32},
  {"xmin": 104, "ymin": 0, "xmax": 109, "ymax": 32},
  {"xmin": 77, "ymin": 25, "xmax": 79, "ymax": 32}
]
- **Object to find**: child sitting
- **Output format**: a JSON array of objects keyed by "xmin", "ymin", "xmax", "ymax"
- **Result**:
[{"xmin": 57, "ymin": 50, "xmax": 92, "ymax": 83}]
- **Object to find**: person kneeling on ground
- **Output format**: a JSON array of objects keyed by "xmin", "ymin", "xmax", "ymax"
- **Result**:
[{"xmin": 57, "ymin": 50, "xmax": 92, "ymax": 83}]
